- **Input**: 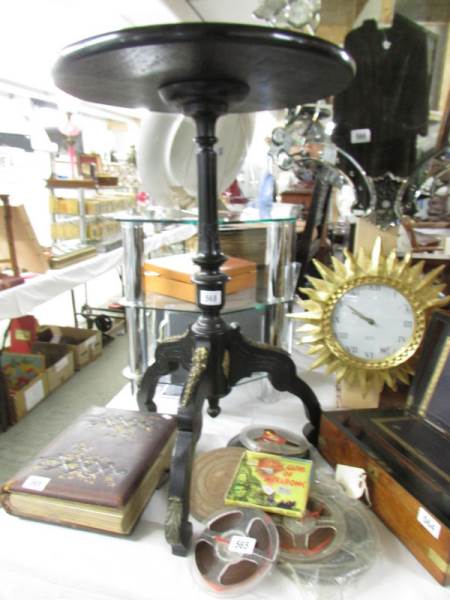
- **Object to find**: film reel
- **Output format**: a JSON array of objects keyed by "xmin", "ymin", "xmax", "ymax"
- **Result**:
[
  {"xmin": 274, "ymin": 493, "xmax": 347, "ymax": 562},
  {"xmin": 193, "ymin": 507, "xmax": 279, "ymax": 596},
  {"xmin": 228, "ymin": 425, "xmax": 310, "ymax": 458},
  {"xmin": 190, "ymin": 448, "xmax": 245, "ymax": 522},
  {"xmin": 276, "ymin": 491, "xmax": 377, "ymax": 584}
]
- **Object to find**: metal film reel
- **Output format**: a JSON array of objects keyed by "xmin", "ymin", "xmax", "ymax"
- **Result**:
[
  {"xmin": 276, "ymin": 492, "xmax": 377, "ymax": 584},
  {"xmin": 193, "ymin": 508, "xmax": 279, "ymax": 595},
  {"xmin": 235, "ymin": 425, "xmax": 310, "ymax": 458},
  {"xmin": 274, "ymin": 493, "xmax": 347, "ymax": 562}
]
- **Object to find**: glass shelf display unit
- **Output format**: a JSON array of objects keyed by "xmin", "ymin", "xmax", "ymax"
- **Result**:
[
  {"xmin": 116, "ymin": 206, "xmax": 301, "ymax": 392},
  {"xmin": 47, "ymin": 177, "xmax": 136, "ymax": 252}
]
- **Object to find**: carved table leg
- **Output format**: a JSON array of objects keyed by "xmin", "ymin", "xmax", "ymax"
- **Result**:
[
  {"xmin": 227, "ymin": 324, "xmax": 321, "ymax": 444},
  {"xmin": 137, "ymin": 331, "xmax": 193, "ymax": 412},
  {"xmin": 164, "ymin": 346, "xmax": 209, "ymax": 556}
]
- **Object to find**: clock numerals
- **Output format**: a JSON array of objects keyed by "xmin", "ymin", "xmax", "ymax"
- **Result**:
[{"xmin": 332, "ymin": 283, "xmax": 415, "ymax": 362}]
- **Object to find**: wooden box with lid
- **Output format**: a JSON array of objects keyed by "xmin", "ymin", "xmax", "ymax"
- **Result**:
[{"xmin": 319, "ymin": 310, "xmax": 450, "ymax": 585}]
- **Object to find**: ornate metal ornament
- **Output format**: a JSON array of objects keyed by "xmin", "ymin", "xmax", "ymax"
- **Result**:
[
  {"xmin": 369, "ymin": 172, "xmax": 405, "ymax": 230},
  {"xmin": 165, "ymin": 496, "xmax": 183, "ymax": 546},
  {"xmin": 180, "ymin": 346, "xmax": 209, "ymax": 407}
]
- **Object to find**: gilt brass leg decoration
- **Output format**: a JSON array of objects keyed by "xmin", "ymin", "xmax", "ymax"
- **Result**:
[
  {"xmin": 180, "ymin": 346, "xmax": 209, "ymax": 408},
  {"xmin": 164, "ymin": 346, "xmax": 209, "ymax": 555},
  {"xmin": 137, "ymin": 331, "xmax": 193, "ymax": 412},
  {"xmin": 227, "ymin": 324, "xmax": 321, "ymax": 444}
]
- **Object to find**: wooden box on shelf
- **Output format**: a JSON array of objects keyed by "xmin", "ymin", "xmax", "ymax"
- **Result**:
[{"xmin": 143, "ymin": 253, "xmax": 257, "ymax": 303}]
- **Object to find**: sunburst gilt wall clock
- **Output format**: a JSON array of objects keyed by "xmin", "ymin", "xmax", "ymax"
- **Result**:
[{"xmin": 291, "ymin": 238, "xmax": 450, "ymax": 391}]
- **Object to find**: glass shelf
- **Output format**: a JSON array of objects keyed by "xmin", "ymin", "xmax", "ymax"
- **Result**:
[
  {"xmin": 119, "ymin": 268, "xmax": 292, "ymax": 313},
  {"xmin": 115, "ymin": 206, "xmax": 298, "ymax": 226}
]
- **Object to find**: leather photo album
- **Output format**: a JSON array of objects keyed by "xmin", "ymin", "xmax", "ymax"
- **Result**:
[{"xmin": 1, "ymin": 406, "xmax": 176, "ymax": 534}]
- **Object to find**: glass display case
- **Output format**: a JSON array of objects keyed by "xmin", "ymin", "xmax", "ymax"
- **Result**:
[{"xmin": 47, "ymin": 177, "xmax": 136, "ymax": 253}]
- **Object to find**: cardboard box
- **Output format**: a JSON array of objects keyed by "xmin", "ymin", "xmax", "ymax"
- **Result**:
[
  {"xmin": 143, "ymin": 253, "xmax": 257, "ymax": 303},
  {"xmin": 31, "ymin": 342, "xmax": 75, "ymax": 393},
  {"xmin": 1, "ymin": 351, "xmax": 47, "ymax": 424},
  {"xmin": 40, "ymin": 326, "xmax": 102, "ymax": 370},
  {"xmin": 9, "ymin": 373, "xmax": 48, "ymax": 424}
]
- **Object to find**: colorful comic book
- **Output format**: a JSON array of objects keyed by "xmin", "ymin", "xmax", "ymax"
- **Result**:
[{"xmin": 225, "ymin": 450, "xmax": 312, "ymax": 518}]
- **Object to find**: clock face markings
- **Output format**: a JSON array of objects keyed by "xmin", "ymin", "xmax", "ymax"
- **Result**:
[{"xmin": 331, "ymin": 284, "xmax": 415, "ymax": 361}]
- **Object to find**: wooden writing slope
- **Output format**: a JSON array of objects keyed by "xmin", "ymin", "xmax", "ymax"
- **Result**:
[{"xmin": 319, "ymin": 310, "xmax": 450, "ymax": 584}]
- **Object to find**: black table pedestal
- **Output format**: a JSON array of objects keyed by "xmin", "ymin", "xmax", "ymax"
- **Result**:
[{"xmin": 137, "ymin": 85, "xmax": 320, "ymax": 555}]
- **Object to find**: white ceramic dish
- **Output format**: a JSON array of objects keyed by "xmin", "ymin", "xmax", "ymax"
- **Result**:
[{"xmin": 137, "ymin": 112, "xmax": 254, "ymax": 205}]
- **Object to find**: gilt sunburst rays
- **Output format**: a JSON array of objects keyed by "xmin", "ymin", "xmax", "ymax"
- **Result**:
[{"xmin": 290, "ymin": 238, "xmax": 450, "ymax": 392}]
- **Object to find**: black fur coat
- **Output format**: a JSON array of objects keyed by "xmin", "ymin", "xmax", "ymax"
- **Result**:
[{"xmin": 333, "ymin": 13, "xmax": 429, "ymax": 177}]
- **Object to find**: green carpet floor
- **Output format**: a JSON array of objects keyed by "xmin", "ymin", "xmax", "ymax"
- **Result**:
[{"xmin": 0, "ymin": 333, "xmax": 129, "ymax": 485}]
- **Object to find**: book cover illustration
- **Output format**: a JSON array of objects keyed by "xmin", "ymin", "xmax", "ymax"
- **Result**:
[
  {"xmin": 224, "ymin": 450, "xmax": 312, "ymax": 518},
  {"xmin": 1, "ymin": 352, "xmax": 45, "ymax": 391}
]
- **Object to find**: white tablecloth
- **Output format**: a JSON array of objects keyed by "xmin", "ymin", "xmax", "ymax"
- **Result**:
[
  {"xmin": 1, "ymin": 361, "xmax": 447, "ymax": 600},
  {"xmin": 0, "ymin": 224, "xmax": 196, "ymax": 319}
]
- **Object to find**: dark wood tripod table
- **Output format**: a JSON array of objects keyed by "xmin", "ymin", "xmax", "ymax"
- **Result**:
[{"xmin": 53, "ymin": 23, "xmax": 354, "ymax": 555}]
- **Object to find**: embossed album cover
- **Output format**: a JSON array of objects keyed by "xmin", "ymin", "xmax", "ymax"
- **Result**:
[{"xmin": 1, "ymin": 406, "xmax": 176, "ymax": 534}]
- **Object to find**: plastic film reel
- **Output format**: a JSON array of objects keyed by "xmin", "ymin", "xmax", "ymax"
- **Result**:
[
  {"xmin": 275, "ymin": 493, "xmax": 347, "ymax": 562},
  {"xmin": 193, "ymin": 508, "xmax": 279, "ymax": 596},
  {"xmin": 276, "ymin": 492, "xmax": 377, "ymax": 584},
  {"xmin": 235, "ymin": 425, "xmax": 310, "ymax": 458}
]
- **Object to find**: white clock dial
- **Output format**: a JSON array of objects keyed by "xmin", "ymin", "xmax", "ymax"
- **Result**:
[{"xmin": 331, "ymin": 284, "xmax": 415, "ymax": 361}]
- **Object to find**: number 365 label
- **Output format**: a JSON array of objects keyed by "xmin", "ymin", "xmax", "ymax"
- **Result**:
[
  {"xmin": 229, "ymin": 535, "xmax": 256, "ymax": 555},
  {"xmin": 417, "ymin": 506, "xmax": 441, "ymax": 539}
]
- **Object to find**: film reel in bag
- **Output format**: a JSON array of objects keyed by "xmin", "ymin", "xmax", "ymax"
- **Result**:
[
  {"xmin": 274, "ymin": 490, "xmax": 377, "ymax": 585},
  {"xmin": 193, "ymin": 507, "xmax": 279, "ymax": 596},
  {"xmin": 228, "ymin": 425, "xmax": 310, "ymax": 458}
]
